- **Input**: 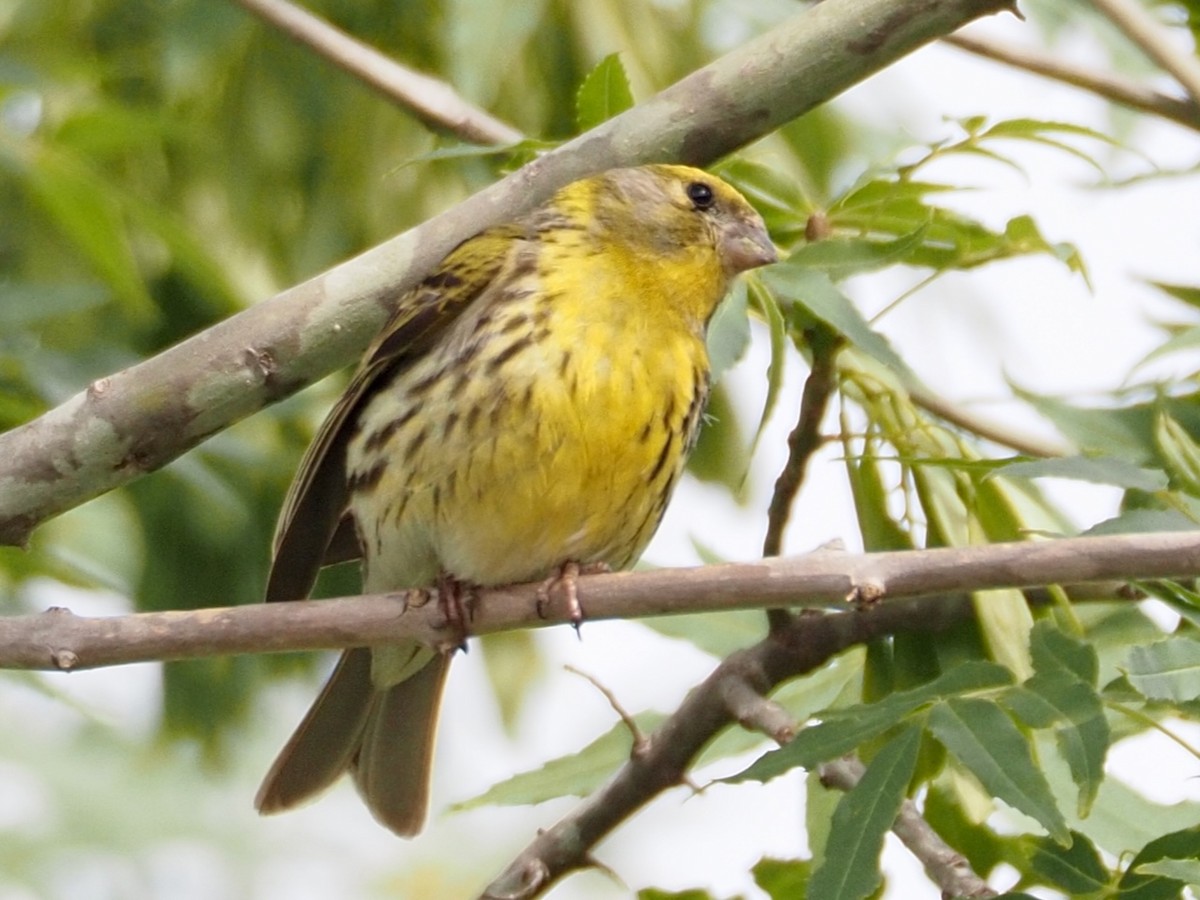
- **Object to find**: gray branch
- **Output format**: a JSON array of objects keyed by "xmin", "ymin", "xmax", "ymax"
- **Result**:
[
  {"xmin": 0, "ymin": 0, "xmax": 1016, "ymax": 547},
  {"xmin": 230, "ymin": 0, "xmax": 524, "ymax": 145},
  {"xmin": 2, "ymin": 530, "xmax": 1194, "ymax": 671}
]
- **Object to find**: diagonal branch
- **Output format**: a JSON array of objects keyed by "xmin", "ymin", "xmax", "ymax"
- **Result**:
[
  {"xmin": 0, "ymin": 0, "xmax": 1017, "ymax": 547},
  {"xmin": 230, "ymin": 0, "xmax": 523, "ymax": 145},
  {"xmin": 481, "ymin": 593, "xmax": 977, "ymax": 899},
  {"xmin": 944, "ymin": 32, "xmax": 1200, "ymax": 133},
  {"xmin": 2, "ymin": 530, "xmax": 1197, "ymax": 671},
  {"xmin": 1089, "ymin": 0, "xmax": 1200, "ymax": 107}
]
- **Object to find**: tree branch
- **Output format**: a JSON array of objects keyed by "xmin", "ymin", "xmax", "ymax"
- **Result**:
[
  {"xmin": 481, "ymin": 593, "xmax": 977, "ymax": 899},
  {"xmin": 1089, "ymin": 0, "xmax": 1200, "ymax": 107},
  {"xmin": 0, "ymin": 0, "xmax": 1016, "ymax": 547},
  {"xmin": 230, "ymin": 0, "xmax": 524, "ymax": 145},
  {"xmin": 944, "ymin": 32, "xmax": 1200, "ymax": 133},
  {"xmin": 2, "ymin": 530, "xmax": 1196, "ymax": 672},
  {"xmin": 764, "ymin": 325, "xmax": 843, "ymax": 557}
]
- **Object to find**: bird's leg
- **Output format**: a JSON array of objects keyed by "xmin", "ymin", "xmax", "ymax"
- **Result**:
[
  {"xmin": 435, "ymin": 571, "xmax": 476, "ymax": 653},
  {"xmin": 536, "ymin": 560, "xmax": 611, "ymax": 633}
]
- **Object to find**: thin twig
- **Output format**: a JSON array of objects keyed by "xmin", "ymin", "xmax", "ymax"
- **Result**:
[
  {"xmin": 819, "ymin": 757, "xmax": 999, "ymax": 898},
  {"xmin": 565, "ymin": 665, "xmax": 648, "ymax": 751},
  {"xmin": 908, "ymin": 384, "xmax": 1071, "ymax": 458},
  {"xmin": 944, "ymin": 33, "xmax": 1200, "ymax": 133},
  {"xmin": 763, "ymin": 325, "xmax": 843, "ymax": 557},
  {"xmin": 1089, "ymin": 0, "xmax": 1200, "ymax": 107},
  {"xmin": 230, "ymin": 0, "xmax": 523, "ymax": 145},
  {"xmin": 3, "ymin": 531, "xmax": 1197, "ymax": 671}
]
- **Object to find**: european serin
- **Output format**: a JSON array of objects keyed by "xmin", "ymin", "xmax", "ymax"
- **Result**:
[{"xmin": 255, "ymin": 164, "xmax": 776, "ymax": 836}]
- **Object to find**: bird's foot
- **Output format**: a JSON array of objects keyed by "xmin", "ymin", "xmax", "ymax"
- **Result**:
[{"xmin": 536, "ymin": 560, "xmax": 610, "ymax": 634}]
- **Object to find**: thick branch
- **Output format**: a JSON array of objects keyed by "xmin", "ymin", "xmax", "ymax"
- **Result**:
[
  {"xmin": 230, "ymin": 0, "xmax": 523, "ymax": 145},
  {"xmin": 2, "ymin": 530, "xmax": 1196, "ymax": 671},
  {"xmin": 0, "ymin": 0, "xmax": 1016, "ymax": 546}
]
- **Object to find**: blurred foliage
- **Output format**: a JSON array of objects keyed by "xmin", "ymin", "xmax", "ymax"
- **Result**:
[{"xmin": 5, "ymin": 0, "xmax": 1200, "ymax": 898}]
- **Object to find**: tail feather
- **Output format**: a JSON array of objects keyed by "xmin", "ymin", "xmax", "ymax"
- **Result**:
[
  {"xmin": 353, "ymin": 653, "xmax": 451, "ymax": 837},
  {"xmin": 256, "ymin": 646, "xmax": 451, "ymax": 838},
  {"xmin": 255, "ymin": 648, "xmax": 376, "ymax": 815}
]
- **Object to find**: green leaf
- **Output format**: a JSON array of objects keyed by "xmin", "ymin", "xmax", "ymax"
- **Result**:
[
  {"xmin": 996, "ymin": 455, "xmax": 1169, "ymax": 492},
  {"xmin": 1119, "ymin": 826, "xmax": 1200, "ymax": 898},
  {"xmin": 1020, "ymin": 830, "xmax": 1112, "ymax": 894},
  {"xmin": 807, "ymin": 725, "xmax": 921, "ymax": 900},
  {"xmin": 844, "ymin": 436, "xmax": 915, "ymax": 552},
  {"xmin": 744, "ymin": 277, "xmax": 789, "ymax": 463},
  {"xmin": 1014, "ymin": 388, "xmax": 1149, "ymax": 460},
  {"xmin": 752, "ymin": 857, "xmax": 811, "ymax": 900},
  {"xmin": 688, "ymin": 382, "xmax": 749, "ymax": 492},
  {"xmin": 639, "ymin": 609, "xmax": 766, "ymax": 659},
  {"xmin": 1125, "ymin": 638, "xmax": 1200, "ymax": 703},
  {"xmin": 1154, "ymin": 411, "xmax": 1200, "ymax": 496},
  {"xmin": 638, "ymin": 890, "xmax": 728, "ymax": 900},
  {"xmin": 1148, "ymin": 280, "xmax": 1200, "ymax": 311},
  {"xmin": 452, "ymin": 711, "xmax": 664, "ymax": 810},
  {"xmin": 928, "ymin": 698, "xmax": 1070, "ymax": 843},
  {"xmin": 575, "ymin": 52, "xmax": 635, "ymax": 132},
  {"xmin": 0, "ymin": 281, "xmax": 110, "ymax": 327},
  {"xmin": 762, "ymin": 264, "xmax": 915, "ymax": 382},
  {"xmin": 727, "ymin": 662, "xmax": 1012, "ymax": 783},
  {"xmin": 784, "ymin": 226, "xmax": 930, "ymax": 278},
  {"xmin": 1084, "ymin": 508, "xmax": 1200, "ymax": 536},
  {"xmin": 707, "ymin": 280, "xmax": 752, "ymax": 379},
  {"xmin": 1031, "ymin": 620, "xmax": 1098, "ymax": 686},
  {"xmin": 1135, "ymin": 858, "xmax": 1200, "ymax": 886}
]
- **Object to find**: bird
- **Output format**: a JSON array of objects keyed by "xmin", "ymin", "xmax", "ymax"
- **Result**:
[{"xmin": 254, "ymin": 163, "xmax": 776, "ymax": 837}]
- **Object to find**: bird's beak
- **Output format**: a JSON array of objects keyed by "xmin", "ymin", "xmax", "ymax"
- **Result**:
[{"xmin": 720, "ymin": 215, "xmax": 778, "ymax": 274}]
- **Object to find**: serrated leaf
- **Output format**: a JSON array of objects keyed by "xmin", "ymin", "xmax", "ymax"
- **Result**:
[
  {"xmin": 1125, "ymin": 638, "xmax": 1200, "ymax": 703},
  {"xmin": 807, "ymin": 725, "xmax": 921, "ymax": 900},
  {"xmin": 451, "ymin": 711, "xmax": 664, "ymax": 810},
  {"xmin": 762, "ymin": 264, "xmax": 915, "ymax": 382},
  {"xmin": 752, "ymin": 857, "xmax": 811, "ymax": 900},
  {"xmin": 575, "ymin": 52, "xmax": 634, "ymax": 132},
  {"xmin": 1031, "ymin": 621, "xmax": 1098, "ymax": 686},
  {"xmin": 1021, "ymin": 830, "xmax": 1111, "ymax": 894},
  {"xmin": 928, "ymin": 698, "xmax": 1069, "ymax": 843},
  {"xmin": 997, "ymin": 455, "xmax": 1169, "ymax": 492},
  {"xmin": 726, "ymin": 662, "xmax": 1012, "ymax": 783}
]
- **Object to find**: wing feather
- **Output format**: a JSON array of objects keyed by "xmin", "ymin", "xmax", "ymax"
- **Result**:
[{"xmin": 264, "ymin": 227, "xmax": 523, "ymax": 603}]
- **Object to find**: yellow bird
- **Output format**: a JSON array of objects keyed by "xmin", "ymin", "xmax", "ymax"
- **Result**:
[{"xmin": 255, "ymin": 164, "xmax": 776, "ymax": 836}]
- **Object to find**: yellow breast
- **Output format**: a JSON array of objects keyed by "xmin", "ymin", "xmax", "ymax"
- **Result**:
[{"xmin": 347, "ymin": 236, "xmax": 715, "ymax": 591}]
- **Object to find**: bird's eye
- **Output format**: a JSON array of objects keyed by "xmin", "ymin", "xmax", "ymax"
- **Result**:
[{"xmin": 686, "ymin": 181, "xmax": 715, "ymax": 210}]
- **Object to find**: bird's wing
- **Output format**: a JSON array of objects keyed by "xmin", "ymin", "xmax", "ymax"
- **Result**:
[{"xmin": 264, "ymin": 226, "xmax": 524, "ymax": 604}]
